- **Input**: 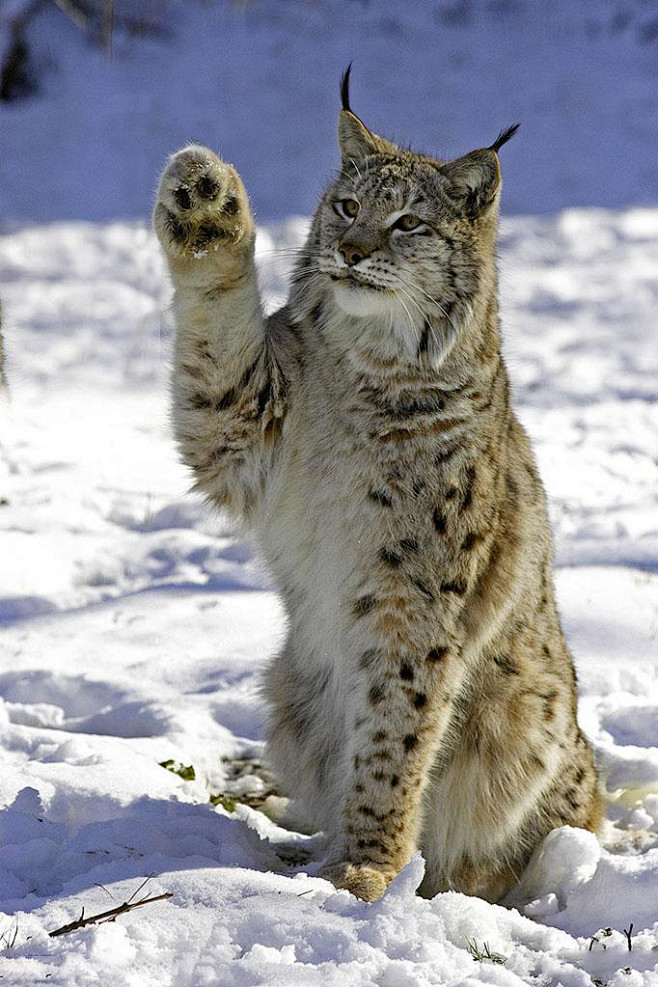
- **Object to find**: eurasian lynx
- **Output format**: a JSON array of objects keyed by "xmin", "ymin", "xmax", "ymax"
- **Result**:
[{"xmin": 154, "ymin": 70, "xmax": 601, "ymax": 903}]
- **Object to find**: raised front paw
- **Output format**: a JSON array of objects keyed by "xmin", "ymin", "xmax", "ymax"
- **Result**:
[
  {"xmin": 154, "ymin": 145, "xmax": 253, "ymax": 259},
  {"xmin": 320, "ymin": 861, "xmax": 393, "ymax": 902}
]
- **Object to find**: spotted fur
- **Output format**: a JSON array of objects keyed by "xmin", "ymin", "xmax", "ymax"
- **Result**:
[{"xmin": 153, "ymin": 79, "xmax": 601, "ymax": 904}]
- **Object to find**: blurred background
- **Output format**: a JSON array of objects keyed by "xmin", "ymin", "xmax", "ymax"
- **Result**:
[{"xmin": 1, "ymin": 0, "xmax": 657, "ymax": 223}]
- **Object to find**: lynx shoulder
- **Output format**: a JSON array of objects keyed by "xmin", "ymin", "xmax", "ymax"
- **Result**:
[{"xmin": 154, "ymin": 70, "xmax": 601, "ymax": 903}]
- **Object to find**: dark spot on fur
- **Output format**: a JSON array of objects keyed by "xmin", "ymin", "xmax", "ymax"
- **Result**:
[
  {"xmin": 187, "ymin": 391, "xmax": 213, "ymax": 410},
  {"xmin": 493, "ymin": 654, "xmax": 520, "ymax": 676},
  {"xmin": 365, "ymin": 838, "xmax": 388, "ymax": 852},
  {"xmin": 215, "ymin": 387, "xmax": 237, "ymax": 412},
  {"xmin": 359, "ymin": 649, "xmax": 379, "ymax": 670},
  {"xmin": 461, "ymin": 465, "xmax": 476, "ymax": 511},
  {"xmin": 355, "ymin": 783, "xmax": 365, "ymax": 794},
  {"xmin": 353, "ymin": 595, "xmax": 377, "ymax": 618},
  {"xmin": 400, "ymin": 538, "xmax": 419, "ymax": 553},
  {"xmin": 372, "ymin": 770, "xmax": 386, "ymax": 782},
  {"xmin": 399, "ymin": 662, "xmax": 414, "ymax": 681},
  {"xmin": 369, "ymin": 488, "xmax": 393, "ymax": 508},
  {"xmin": 380, "ymin": 547, "xmax": 402, "ymax": 567},
  {"xmin": 202, "ymin": 445, "xmax": 229, "ymax": 467},
  {"xmin": 440, "ymin": 580, "xmax": 467, "ymax": 596},
  {"xmin": 180, "ymin": 362, "xmax": 200, "ymax": 379},
  {"xmin": 372, "ymin": 730, "xmax": 387, "ymax": 743},
  {"xmin": 413, "ymin": 692, "xmax": 427, "ymax": 709},
  {"xmin": 427, "ymin": 646, "xmax": 449, "ymax": 663},
  {"xmin": 524, "ymin": 461, "xmax": 538, "ymax": 484},
  {"xmin": 445, "ymin": 486, "xmax": 457, "ymax": 500},
  {"xmin": 575, "ymin": 767, "xmax": 586, "ymax": 785},
  {"xmin": 461, "ymin": 532, "xmax": 480, "ymax": 551},
  {"xmin": 309, "ymin": 300, "xmax": 324, "ymax": 326},
  {"xmin": 418, "ymin": 320, "xmax": 430, "ymax": 355},
  {"xmin": 403, "ymin": 734, "xmax": 418, "ymax": 751},
  {"xmin": 255, "ymin": 379, "xmax": 273, "ymax": 418},
  {"xmin": 505, "ymin": 472, "xmax": 519, "ymax": 502},
  {"xmin": 354, "ymin": 755, "xmax": 360, "ymax": 770},
  {"xmin": 541, "ymin": 690, "xmax": 558, "ymax": 721},
  {"xmin": 432, "ymin": 509, "xmax": 447, "ymax": 534},
  {"xmin": 435, "ymin": 445, "xmax": 459, "ymax": 465},
  {"xmin": 222, "ymin": 193, "xmax": 239, "ymax": 215},
  {"xmin": 412, "ymin": 578, "xmax": 434, "ymax": 601},
  {"xmin": 393, "ymin": 393, "xmax": 446, "ymax": 417},
  {"xmin": 565, "ymin": 789, "xmax": 580, "ymax": 811},
  {"xmin": 369, "ymin": 682, "xmax": 386, "ymax": 705},
  {"xmin": 390, "ymin": 774, "xmax": 399, "ymax": 788},
  {"xmin": 474, "ymin": 389, "xmax": 495, "ymax": 413},
  {"xmin": 542, "ymin": 644, "xmax": 551, "ymax": 660}
]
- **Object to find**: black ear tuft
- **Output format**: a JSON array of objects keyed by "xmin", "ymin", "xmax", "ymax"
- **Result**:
[
  {"xmin": 489, "ymin": 123, "xmax": 520, "ymax": 154},
  {"xmin": 340, "ymin": 63, "xmax": 353, "ymax": 113}
]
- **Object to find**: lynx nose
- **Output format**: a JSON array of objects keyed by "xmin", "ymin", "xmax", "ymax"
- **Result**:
[{"xmin": 339, "ymin": 243, "xmax": 369, "ymax": 267}]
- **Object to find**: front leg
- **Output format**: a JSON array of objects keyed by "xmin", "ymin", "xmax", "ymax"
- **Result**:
[
  {"xmin": 154, "ymin": 145, "xmax": 286, "ymax": 519},
  {"xmin": 321, "ymin": 595, "xmax": 468, "ymax": 902}
]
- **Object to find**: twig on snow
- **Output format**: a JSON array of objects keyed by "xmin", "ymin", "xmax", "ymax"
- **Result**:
[
  {"xmin": 48, "ymin": 891, "xmax": 172, "ymax": 938},
  {"xmin": 623, "ymin": 923, "xmax": 634, "ymax": 951}
]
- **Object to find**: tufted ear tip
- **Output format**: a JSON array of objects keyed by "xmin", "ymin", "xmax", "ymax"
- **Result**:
[
  {"xmin": 489, "ymin": 123, "xmax": 520, "ymax": 154},
  {"xmin": 336, "ymin": 67, "xmax": 401, "ymax": 166},
  {"xmin": 340, "ymin": 63, "xmax": 353, "ymax": 113}
]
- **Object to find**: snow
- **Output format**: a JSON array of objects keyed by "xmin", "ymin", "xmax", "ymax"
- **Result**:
[{"xmin": 0, "ymin": 2, "xmax": 657, "ymax": 984}]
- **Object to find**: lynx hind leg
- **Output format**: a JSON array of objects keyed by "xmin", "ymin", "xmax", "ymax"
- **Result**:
[{"xmin": 154, "ymin": 145, "xmax": 253, "ymax": 260}]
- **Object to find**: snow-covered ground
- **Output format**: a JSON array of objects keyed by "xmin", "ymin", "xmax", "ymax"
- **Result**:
[
  {"xmin": 0, "ymin": 1, "xmax": 657, "ymax": 983},
  {"xmin": 0, "ymin": 208, "xmax": 656, "ymax": 985}
]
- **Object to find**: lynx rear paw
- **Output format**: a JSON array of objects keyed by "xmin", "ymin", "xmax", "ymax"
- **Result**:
[
  {"xmin": 320, "ymin": 861, "xmax": 392, "ymax": 902},
  {"xmin": 154, "ymin": 145, "xmax": 253, "ymax": 259}
]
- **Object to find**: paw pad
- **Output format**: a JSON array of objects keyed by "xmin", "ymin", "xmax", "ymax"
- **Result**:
[
  {"xmin": 196, "ymin": 175, "xmax": 220, "ymax": 201},
  {"xmin": 173, "ymin": 187, "xmax": 193, "ymax": 210},
  {"xmin": 155, "ymin": 145, "xmax": 253, "ymax": 257}
]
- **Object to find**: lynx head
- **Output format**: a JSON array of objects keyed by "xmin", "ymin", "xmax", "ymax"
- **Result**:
[{"xmin": 298, "ymin": 66, "xmax": 518, "ymax": 369}]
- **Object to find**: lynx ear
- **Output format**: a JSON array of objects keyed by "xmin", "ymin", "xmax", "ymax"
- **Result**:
[
  {"xmin": 442, "ymin": 124, "xmax": 520, "ymax": 218},
  {"xmin": 338, "ymin": 110, "xmax": 380, "ymax": 162},
  {"xmin": 337, "ymin": 65, "xmax": 396, "ymax": 163},
  {"xmin": 442, "ymin": 150, "xmax": 501, "ymax": 217}
]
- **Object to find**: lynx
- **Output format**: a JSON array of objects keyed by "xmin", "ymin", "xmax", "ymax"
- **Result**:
[{"xmin": 154, "ymin": 69, "xmax": 601, "ymax": 903}]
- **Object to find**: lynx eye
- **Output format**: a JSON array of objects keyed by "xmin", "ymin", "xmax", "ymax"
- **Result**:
[
  {"xmin": 335, "ymin": 199, "xmax": 360, "ymax": 220},
  {"xmin": 392, "ymin": 213, "xmax": 424, "ymax": 232}
]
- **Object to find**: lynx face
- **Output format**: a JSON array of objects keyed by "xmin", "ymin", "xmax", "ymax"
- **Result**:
[
  {"xmin": 301, "ymin": 82, "xmax": 516, "ymax": 367},
  {"xmin": 317, "ymin": 160, "xmax": 473, "ymax": 351}
]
